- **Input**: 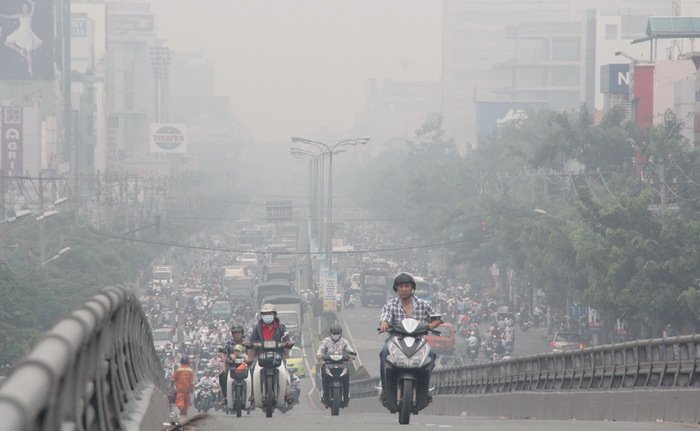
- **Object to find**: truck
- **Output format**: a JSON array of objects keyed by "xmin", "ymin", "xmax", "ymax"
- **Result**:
[
  {"xmin": 222, "ymin": 266, "xmax": 255, "ymax": 304},
  {"xmin": 152, "ymin": 266, "xmax": 174, "ymax": 292},
  {"xmin": 256, "ymin": 280, "xmax": 294, "ymax": 309},
  {"xmin": 360, "ymin": 269, "xmax": 389, "ymax": 307},
  {"xmin": 261, "ymin": 294, "xmax": 303, "ymax": 340}
]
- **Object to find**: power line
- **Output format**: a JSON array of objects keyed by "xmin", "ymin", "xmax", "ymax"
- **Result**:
[{"xmin": 87, "ymin": 229, "xmax": 472, "ymax": 255}]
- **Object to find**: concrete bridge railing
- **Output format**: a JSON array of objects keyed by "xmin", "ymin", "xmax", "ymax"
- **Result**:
[
  {"xmin": 0, "ymin": 285, "xmax": 169, "ymax": 431},
  {"xmin": 349, "ymin": 334, "xmax": 700, "ymax": 422}
]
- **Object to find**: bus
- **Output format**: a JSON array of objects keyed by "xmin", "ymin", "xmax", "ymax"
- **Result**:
[{"xmin": 414, "ymin": 276, "xmax": 431, "ymax": 303}]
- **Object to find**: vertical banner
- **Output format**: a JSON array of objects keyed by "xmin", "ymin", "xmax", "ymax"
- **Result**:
[
  {"xmin": 1, "ymin": 107, "xmax": 23, "ymax": 176},
  {"xmin": 321, "ymin": 263, "xmax": 338, "ymax": 312},
  {"xmin": 0, "ymin": 0, "xmax": 55, "ymax": 80}
]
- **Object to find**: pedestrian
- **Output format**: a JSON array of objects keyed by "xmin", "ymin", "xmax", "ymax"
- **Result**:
[{"xmin": 172, "ymin": 356, "xmax": 195, "ymax": 420}]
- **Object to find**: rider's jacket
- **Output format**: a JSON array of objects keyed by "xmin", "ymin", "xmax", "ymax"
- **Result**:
[
  {"xmin": 316, "ymin": 336, "xmax": 356, "ymax": 358},
  {"xmin": 250, "ymin": 318, "xmax": 289, "ymax": 343}
]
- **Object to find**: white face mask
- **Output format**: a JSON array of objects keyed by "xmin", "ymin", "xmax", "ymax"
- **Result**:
[
  {"xmin": 262, "ymin": 314, "xmax": 274, "ymax": 324},
  {"xmin": 331, "ymin": 334, "xmax": 341, "ymax": 342}
]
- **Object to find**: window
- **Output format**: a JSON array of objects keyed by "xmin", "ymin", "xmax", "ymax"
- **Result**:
[
  {"xmin": 551, "ymin": 37, "xmax": 580, "ymax": 61},
  {"xmin": 605, "ymin": 24, "xmax": 618, "ymax": 40}
]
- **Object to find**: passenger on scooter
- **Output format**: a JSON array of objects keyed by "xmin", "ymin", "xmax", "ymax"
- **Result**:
[
  {"xmin": 378, "ymin": 272, "xmax": 442, "ymax": 403},
  {"xmin": 218, "ymin": 324, "xmax": 250, "ymax": 406},
  {"xmin": 316, "ymin": 323, "xmax": 356, "ymax": 407},
  {"xmin": 249, "ymin": 303, "xmax": 295, "ymax": 405}
]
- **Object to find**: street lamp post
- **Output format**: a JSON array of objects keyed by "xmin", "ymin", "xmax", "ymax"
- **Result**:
[{"xmin": 291, "ymin": 136, "xmax": 370, "ymax": 268}]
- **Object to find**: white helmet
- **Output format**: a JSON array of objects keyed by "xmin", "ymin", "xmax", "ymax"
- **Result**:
[{"xmin": 260, "ymin": 303, "xmax": 277, "ymax": 314}]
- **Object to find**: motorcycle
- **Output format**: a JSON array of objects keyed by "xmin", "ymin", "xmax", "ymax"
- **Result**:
[
  {"xmin": 226, "ymin": 357, "xmax": 252, "ymax": 417},
  {"xmin": 288, "ymin": 368, "xmax": 301, "ymax": 405},
  {"xmin": 345, "ymin": 295, "xmax": 356, "ymax": 310},
  {"xmin": 251, "ymin": 340, "xmax": 292, "ymax": 418},
  {"xmin": 321, "ymin": 350, "xmax": 357, "ymax": 415},
  {"xmin": 381, "ymin": 317, "xmax": 439, "ymax": 425},
  {"xmin": 196, "ymin": 382, "xmax": 214, "ymax": 414}
]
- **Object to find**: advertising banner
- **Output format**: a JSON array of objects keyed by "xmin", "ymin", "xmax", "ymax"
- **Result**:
[
  {"xmin": 600, "ymin": 64, "xmax": 630, "ymax": 95},
  {"xmin": 150, "ymin": 123, "xmax": 187, "ymax": 153},
  {"xmin": 0, "ymin": 0, "xmax": 54, "ymax": 80},
  {"xmin": 108, "ymin": 14, "xmax": 153, "ymax": 33},
  {"xmin": 476, "ymin": 100, "xmax": 549, "ymax": 140},
  {"xmin": 1, "ymin": 106, "xmax": 23, "ymax": 176},
  {"xmin": 322, "ymin": 266, "xmax": 338, "ymax": 312}
]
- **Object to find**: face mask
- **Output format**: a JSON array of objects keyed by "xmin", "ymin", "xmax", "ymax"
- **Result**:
[
  {"xmin": 331, "ymin": 334, "xmax": 341, "ymax": 342},
  {"xmin": 262, "ymin": 314, "xmax": 274, "ymax": 324}
]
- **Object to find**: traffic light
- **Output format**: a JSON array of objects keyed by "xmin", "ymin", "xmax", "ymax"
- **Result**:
[{"xmin": 155, "ymin": 215, "xmax": 161, "ymax": 235}]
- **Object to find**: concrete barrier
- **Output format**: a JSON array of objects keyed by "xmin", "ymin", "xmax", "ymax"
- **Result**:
[{"xmin": 346, "ymin": 389, "xmax": 700, "ymax": 423}]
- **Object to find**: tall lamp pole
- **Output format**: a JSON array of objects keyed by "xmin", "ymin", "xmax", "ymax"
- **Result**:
[{"xmin": 291, "ymin": 136, "xmax": 370, "ymax": 268}]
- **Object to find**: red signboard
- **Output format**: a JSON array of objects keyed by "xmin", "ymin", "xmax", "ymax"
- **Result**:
[
  {"xmin": 633, "ymin": 64, "xmax": 654, "ymax": 128},
  {"xmin": 1, "ymin": 107, "xmax": 23, "ymax": 176}
]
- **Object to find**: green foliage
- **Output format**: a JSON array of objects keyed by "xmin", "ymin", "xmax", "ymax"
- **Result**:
[{"xmin": 351, "ymin": 107, "xmax": 700, "ymax": 337}]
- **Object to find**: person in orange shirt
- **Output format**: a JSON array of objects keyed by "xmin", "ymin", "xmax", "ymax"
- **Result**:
[{"xmin": 172, "ymin": 356, "xmax": 196, "ymax": 418}]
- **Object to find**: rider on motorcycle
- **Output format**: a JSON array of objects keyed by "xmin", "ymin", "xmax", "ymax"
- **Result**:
[
  {"xmin": 249, "ymin": 303, "xmax": 295, "ymax": 405},
  {"xmin": 218, "ymin": 324, "xmax": 251, "ymax": 406},
  {"xmin": 378, "ymin": 272, "xmax": 442, "ymax": 404},
  {"xmin": 316, "ymin": 323, "xmax": 356, "ymax": 407},
  {"xmin": 194, "ymin": 369, "xmax": 219, "ymax": 408}
]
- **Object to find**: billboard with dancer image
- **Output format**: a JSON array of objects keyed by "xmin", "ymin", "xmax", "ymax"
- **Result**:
[{"xmin": 0, "ymin": 0, "xmax": 54, "ymax": 80}]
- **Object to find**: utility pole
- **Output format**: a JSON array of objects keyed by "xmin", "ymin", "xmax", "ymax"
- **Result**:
[{"xmin": 658, "ymin": 159, "xmax": 667, "ymax": 214}]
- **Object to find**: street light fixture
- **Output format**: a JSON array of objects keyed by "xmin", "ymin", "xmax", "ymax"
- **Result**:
[
  {"xmin": 38, "ymin": 246, "xmax": 71, "ymax": 268},
  {"xmin": 290, "ymin": 136, "xmax": 370, "ymax": 268}
]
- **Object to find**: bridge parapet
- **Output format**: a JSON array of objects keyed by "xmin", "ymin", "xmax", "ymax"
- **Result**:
[
  {"xmin": 351, "ymin": 334, "xmax": 700, "ymax": 397},
  {"xmin": 0, "ymin": 285, "xmax": 169, "ymax": 431}
]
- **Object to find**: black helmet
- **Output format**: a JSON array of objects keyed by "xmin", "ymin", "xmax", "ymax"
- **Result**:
[
  {"xmin": 329, "ymin": 323, "xmax": 342, "ymax": 337},
  {"xmin": 180, "ymin": 356, "xmax": 189, "ymax": 365},
  {"xmin": 393, "ymin": 272, "xmax": 416, "ymax": 292},
  {"xmin": 230, "ymin": 324, "xmax": 244, "ymax": 334}
]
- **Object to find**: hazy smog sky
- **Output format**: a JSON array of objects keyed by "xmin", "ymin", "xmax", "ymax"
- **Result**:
[{"xmin": 150, "ymin": 0, "xmax": 442, "ymax": 144}]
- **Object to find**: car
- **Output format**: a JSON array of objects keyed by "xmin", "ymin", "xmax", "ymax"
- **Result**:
[
  {"xmin": 550, "ymin": 331, "xmax": 585, "ymax": 352},
  {"xmin": 286, "ymin": 346, "xmax": 306, "ymax": 377},
  {"xmin": 424, "ymin": 322, "xmax": 456, "ymax": 355}
]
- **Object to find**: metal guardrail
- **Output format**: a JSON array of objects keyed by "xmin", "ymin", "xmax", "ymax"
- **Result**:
[
  {"xmin": 0, "ymin": 285, "xmax": 166, "ymax": 431},
  {"xmin": 350, "ymin": 334, "xmax": 700, "ymax": 398}
]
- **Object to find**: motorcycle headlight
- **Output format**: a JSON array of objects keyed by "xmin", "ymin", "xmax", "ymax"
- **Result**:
[
  {"xmin": 330, "ymin": 353, "xmax": 343, "ymax": 362},
  {"xmin": 387, "ymin": 342, "xmax": 409, "ymax": 367},
  {"xmin": 409, "ymin": 346, "xmax": 431, "ymax": 368}
]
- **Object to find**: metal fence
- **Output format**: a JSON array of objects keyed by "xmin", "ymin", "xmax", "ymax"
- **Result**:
[
  {"xmin": 350, "ymin": 334, "xmax": 700, "ymax": 398},
  {"xmin": 0, "ymin": 285, "xmax": 166, "ymax": 431}
]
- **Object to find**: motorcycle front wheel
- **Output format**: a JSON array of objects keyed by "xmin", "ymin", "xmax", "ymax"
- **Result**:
[
  {"xmin": 235, "ymin": 385, "xmax": 244, "ymax": 417},
  {"xmin": 398, "ymin": 379, "xmax": 413, "ymax": 425},
  {"xmin": 331, "ymin": 386, "xmax": 341, "ymax": 416},
  {"xmin": 265, "ymin": 375, "xmax": 275, "ymax": 418}
]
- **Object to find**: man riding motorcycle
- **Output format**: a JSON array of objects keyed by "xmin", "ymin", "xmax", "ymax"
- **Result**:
[
  {"xmin": 249, "ymin": 303, "xmax": 295, "ymax": 406},
  {"xmin": 316, "ymin": 323, "xmax": 356, "ymax": 407},
  {"xmin": 378, "ymin": 272, "xmax": 442, "ymax": 404},
  {"xmin": 194, "ymin": 369, "xmax": 219, "ymax": 409}
]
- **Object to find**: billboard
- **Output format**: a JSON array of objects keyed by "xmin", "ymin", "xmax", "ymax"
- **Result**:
[
  {"xmin": 150, "ymin": 123, "xmax": 187, "ymax": 153},
  {"xmin": 1, "ymin": 106, "xmax": 23, "ymax": 176},
  {"xmin": 600, "ymin": 64, "xmax": 630, "ymax": 95},
  {"xmin": 476, "ymin": 101, "xmax": 549, "ymax": 140},
  {"xmin": 108, "ymin": 14, "xmax": 153, "ymax": 33},
  {"xmin": 0, "ymin": 0, "xmax": 54, "ymax": 80}
]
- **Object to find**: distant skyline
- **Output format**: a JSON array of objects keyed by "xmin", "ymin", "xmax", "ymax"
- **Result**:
[{"xmin": 150, "ymin": 0, "xmax": 443, "ymax": 144}]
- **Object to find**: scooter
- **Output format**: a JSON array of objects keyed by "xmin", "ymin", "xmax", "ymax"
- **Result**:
[
  {"xmin": 196, "ymin": 382, "xmax": 214, "ymax": 414},
  {"xmin": 226, "ymin": 357, "xmax": 252, "ymax": 417},
  {"xmin": 380, "ymin": 317, "xmax": 439, "ymax": 425},
  {"xmin": 321, "ymin": 350, "xmax": 357, "ymax": 416},
  {"xmin": 251, "ymin": 340, "xmax": 292, "ymax": 418}
]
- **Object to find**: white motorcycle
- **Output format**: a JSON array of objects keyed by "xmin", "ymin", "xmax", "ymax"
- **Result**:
[
  {"xmin": 226, "ymin": 356, "xmax": 252, "ymax": 417},
  {"xmin": 251, "ymin": 340, "xmax": 293, "ymax": 418},
  {"xmin": 381, "ymin": 317, "xmax": 439, "ymax": 425}
]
